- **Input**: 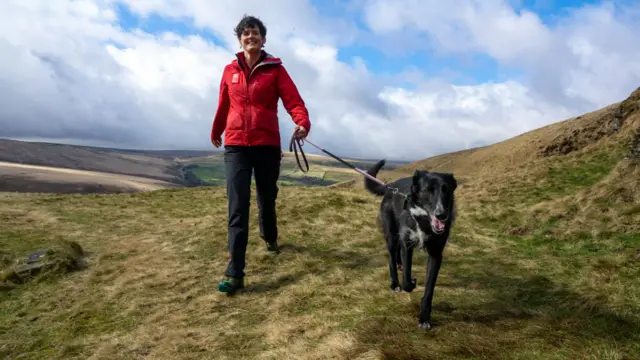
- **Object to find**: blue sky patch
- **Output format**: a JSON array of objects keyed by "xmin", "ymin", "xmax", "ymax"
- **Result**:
[
  {"xmin": 512, "ymin": 0, "xmax": 607, "ymax": 26},
  {"xmin": 113, "ymin": 3, "xmax": 225, "ymax": 47},
  {"xmin": 109, "ymin": 0, "xmax": 600, "ymax": 88}
]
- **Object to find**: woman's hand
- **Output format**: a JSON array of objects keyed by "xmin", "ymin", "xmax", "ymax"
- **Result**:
[
  {"xmin": 212, "ymin": 138, "xmax": 222, "ymax": 148},
  {"xmin": 294, "ymin": 125, "xmax": 307, "ymax": 139}
]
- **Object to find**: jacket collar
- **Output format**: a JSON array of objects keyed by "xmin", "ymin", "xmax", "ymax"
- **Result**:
[{"xmin": 233, "ymin": 50, "xmax": 281, "ymax": 71}]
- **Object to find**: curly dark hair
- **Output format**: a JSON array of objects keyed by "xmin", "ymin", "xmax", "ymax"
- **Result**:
[{"xmin": 234, "ymin": 15, "xmax": 267, "ymax": 39}]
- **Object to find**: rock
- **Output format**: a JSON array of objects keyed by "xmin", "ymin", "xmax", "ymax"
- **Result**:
[
  {"xmin": 541, "ymin": 87, "xmax": 640, "ymax": 158},
  {"xmin": 0, "ymin": 239, "xmax": 85, "ymax": 288}
]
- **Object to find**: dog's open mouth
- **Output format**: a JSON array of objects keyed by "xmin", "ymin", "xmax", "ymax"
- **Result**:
[{"xmin": 430, "ymin": 216, "xmax": 446, "ymax": 234}]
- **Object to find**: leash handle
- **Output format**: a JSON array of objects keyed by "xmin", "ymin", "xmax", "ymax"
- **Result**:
[{"xmin": 289, "ymin": 134, "xmax": 309, "ymax": 173}]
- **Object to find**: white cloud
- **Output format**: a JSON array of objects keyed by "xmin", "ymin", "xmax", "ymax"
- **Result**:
[
  {"xmin": 362, "ymin": 0, "xmax": 640, "ymax": 110},
  {"xmin": 0, "ymin": 0, "xmax": 639, "ymax": 161}
]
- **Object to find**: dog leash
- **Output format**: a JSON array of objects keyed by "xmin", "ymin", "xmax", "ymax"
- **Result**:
[
  {"xmin": 288, "ymin": 133, "xmax": 408, "ymax": 200},
  {"xmin": 288, "ymin": 133, "xmax": 310, "ymax": 173}
]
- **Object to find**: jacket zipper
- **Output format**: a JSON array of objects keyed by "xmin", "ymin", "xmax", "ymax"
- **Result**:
[{"xmin": 243, "ymin": 60, "xmax": 279, "ymax": 144}]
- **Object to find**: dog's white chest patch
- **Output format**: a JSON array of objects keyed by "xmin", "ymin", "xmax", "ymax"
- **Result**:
[
  {"xmin": 408, "ymin": 227, "xmax": 426, "ymax": 249},
  {"xmin": 409, "ymin": 206, "xmax": 429, "ymax": 217},
  {"xmin": 402, "ymin": 206, "xmax": 430, "ymax": 249}
]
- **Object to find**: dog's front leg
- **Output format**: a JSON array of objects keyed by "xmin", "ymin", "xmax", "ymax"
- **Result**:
[
  {"xmin": 400, "ymin": 243, "xmax": 417, "ymax": 292},
  {"xmin": 386, "ymin": 238, "xmax": 401, "ymax": 292},
  {"xmin": 418, "ymin": 253, "xmax": 442, "ymax": 330}
]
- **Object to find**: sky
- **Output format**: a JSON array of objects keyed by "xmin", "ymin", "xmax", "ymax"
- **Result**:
[{"xmin": 1, "ymin": 0, "xmax": 639, "ymax": 161}]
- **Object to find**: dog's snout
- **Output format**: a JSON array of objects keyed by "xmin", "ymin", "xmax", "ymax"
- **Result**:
[
  {"xmin": 434, "ymin": 203, "xmax": 447, "ymax": 220},
  {"xmin": 435, "ymin": 211, "xmax": 447, "ymax": 221}
]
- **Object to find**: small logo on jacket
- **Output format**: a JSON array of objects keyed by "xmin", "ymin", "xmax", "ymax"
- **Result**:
[{"xmin": 231, "ymin": 73, "xmax": 239, "ymax": 83}]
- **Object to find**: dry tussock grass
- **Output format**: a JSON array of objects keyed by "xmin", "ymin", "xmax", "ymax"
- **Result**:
[{"xmin": 2, "ymin": 175, "xmax": 638, "ymax": 359}]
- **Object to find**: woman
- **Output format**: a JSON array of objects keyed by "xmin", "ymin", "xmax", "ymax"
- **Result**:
[{"xmin": 210, "ymin": 15, "xmax": 311, "ymax": 294}]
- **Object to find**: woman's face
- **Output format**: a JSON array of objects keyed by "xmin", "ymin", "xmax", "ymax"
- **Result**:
[{"xmin": 239, "ymin": 26, "xmax": 265, "ymax": 54}]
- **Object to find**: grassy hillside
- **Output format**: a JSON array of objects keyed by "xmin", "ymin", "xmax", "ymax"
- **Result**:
[
  {"xmin": 383, "ymin": 90, "xmax": 636, "ymax": 180},
  {"xmin": 181, "ymin": 151, "xmax": 405, "ymax": 187},
  {"xmin": 1, "ymin": 88, "xmax": 639, "ymax": 359}
]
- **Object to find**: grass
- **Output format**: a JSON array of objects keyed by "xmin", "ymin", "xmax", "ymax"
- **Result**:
[
  {"xmin": 1, "ymin": 155, "xmax": 639, "ymax": 359},
  {"xmin": 187, "ymin": 164, "xmax": 226, "ymax": 185},
  {"xmin": 2, "ymin": 90, "xmax": 640, "ymax": 359}
]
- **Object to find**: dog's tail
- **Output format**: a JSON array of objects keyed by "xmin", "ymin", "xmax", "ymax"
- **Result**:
[{"xmin": 363, "ymin": 159, "xmax": 387, "ymax": 196}]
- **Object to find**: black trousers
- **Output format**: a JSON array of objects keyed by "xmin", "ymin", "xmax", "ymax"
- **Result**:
[{"xmin": 223, "ymin": 145, "xmax": 282, "ymax": 278}]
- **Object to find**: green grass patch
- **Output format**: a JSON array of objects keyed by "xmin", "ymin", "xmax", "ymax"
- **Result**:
[
  {"xmin": 499, "ymin": 150, "xmax": 621, "ymax": 206},
  {"xmin": 323, "ymin": 170, "xmax": 358, "ymax": 182},
  {"xmin": 186, "ymin": 163, "xmax": 226, "ymax": 185},
  {"xmin": 184, "ymin": 156, "xmax": 365, "ymax": 189}
]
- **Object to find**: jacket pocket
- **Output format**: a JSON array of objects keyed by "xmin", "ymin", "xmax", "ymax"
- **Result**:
[{"xmin": 226, "ymin": 110, "xmax": 244, "ymax": 130}]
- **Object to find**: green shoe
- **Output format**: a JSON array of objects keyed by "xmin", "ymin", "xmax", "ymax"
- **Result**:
[
  {"xmin": 217, "ymin": 276, "xmax": 244, "ymax": 295},
  {"xmin": 266, "ymin": 241, "xmax": 280, "ymax": 255}
]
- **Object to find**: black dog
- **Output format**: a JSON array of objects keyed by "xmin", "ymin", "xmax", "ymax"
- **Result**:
[{"xmin": 364, "ymin": 159, "xmax": 457, "ymax": 330}]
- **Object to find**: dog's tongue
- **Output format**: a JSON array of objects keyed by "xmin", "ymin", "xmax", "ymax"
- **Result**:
[{"xmin": 431, "ymin": 217, "xmax": 445, "ymax": 232}]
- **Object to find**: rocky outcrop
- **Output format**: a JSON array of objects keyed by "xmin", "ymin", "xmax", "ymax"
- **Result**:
[
  {"xmin": 541, "ymin": 87, "xmax": 640, "ymax": 157},
  {"xmin": 1, "ymin": 239, "xmax": 85, "ymax": 289}
]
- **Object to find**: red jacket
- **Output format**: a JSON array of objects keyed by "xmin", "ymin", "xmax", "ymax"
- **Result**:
[{"xmin": 211, "ymin": 51, "xmax": 311, "ymax": 147}]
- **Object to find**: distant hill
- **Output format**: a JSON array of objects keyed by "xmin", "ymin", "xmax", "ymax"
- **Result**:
[
  {"xmin": 0, "ymin": 138, "xmax": 407, "ymax": 193},
  {"xmin": 0, "ymin": 161, "xmax": 179, "ymax": 194},
  {"xmin": 180, "ymin": 150, "xmax": 407, "ymax": 187},
  {"xmin": 0, "ymin": 139, "xmax": 218, "ymax": 159},
  {"xmin": 0, "ymin": 138, "xmax": 188, "ymax": 184}
]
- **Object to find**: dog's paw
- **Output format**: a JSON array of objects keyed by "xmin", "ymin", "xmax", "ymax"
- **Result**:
[
  {"xmin": 402, "ymin": 285, "xmax": 415, "ymax": 292},
  {"xmin": 390, "ymin": 283, "xmax": 402, "ymax": 293},
  {"xmin": 402, "ymin": 277, "xmax": 417, "ymax": 292},
  {"xmin": 418, "ymin": 322, "xmax": 432, "ymax": 330}
]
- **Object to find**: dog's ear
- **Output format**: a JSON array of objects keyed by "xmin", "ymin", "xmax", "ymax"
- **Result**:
[
  {"xmin": 411, "ymin": 170, "xmax": 423, "ymax": 198},
  {"xmin": 412, "ymin": 170, "xmax": 421, "ymax": 186},
  {"xmin": 411, "ymin": 170, "xmax": 419, "ymax": 195},
  {"xmin": 447, "ymin": 173, "xmax": 457, "ymax": 190},
  {"xmin": 412, "ymin": 170, "xmax": 429, "ymax": 184}
]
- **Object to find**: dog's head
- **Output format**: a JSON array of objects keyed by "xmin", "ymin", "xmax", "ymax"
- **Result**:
[{"xmin": 409, "ymin": 170, "xmax": 457, "ymax": 234}]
